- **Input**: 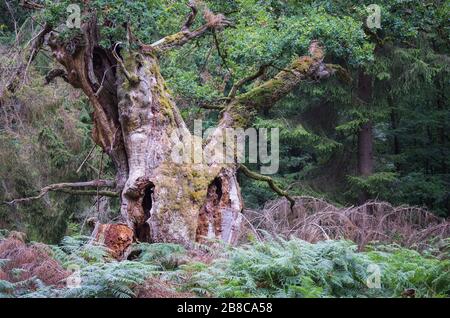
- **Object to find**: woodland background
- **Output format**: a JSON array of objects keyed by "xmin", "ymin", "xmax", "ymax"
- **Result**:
[{"xmin": 0, "ymin": 0, "xmax": 448, "ymax": 298}]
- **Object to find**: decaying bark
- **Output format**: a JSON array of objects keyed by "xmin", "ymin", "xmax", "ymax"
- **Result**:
[
  {"xmin": 90, "ymin": 223, "xmax": 134, "ymax": 260},
  {"xmin": 11, "ymin": 1, "xmax": 342, "ymax": 255}
]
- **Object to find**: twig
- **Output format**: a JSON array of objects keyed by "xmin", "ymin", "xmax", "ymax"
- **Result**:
[
  {"xmin": 94, "ymin": 65, "xmax": 117, "ymax": 96},
  {"xmin": 5, "ymin": 0, "xmax": 18, "ymax": 39}
]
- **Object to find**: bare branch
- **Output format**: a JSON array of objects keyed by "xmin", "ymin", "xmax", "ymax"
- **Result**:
[
  {"xmin": 239, "ymin": 164, "xmax": 295, "ymax": 208},
  {"xmin": 182, "ymin": 0, "xmax": 198, "ymax": 32},
  {"xmin": 76, "ymin": 144, "xmax": 97, "ymax": 174},
  {"xmin": 4, "ymin": 179, "xmax": 116, "ymax": 205},
  {"xmin": 5, "ymin": 0, "xmax": 19, "ymax": 38},
  {"xmin": 57, "ymin": 189, "xmax": 119, "ymax": 197},
  {"xmin": 212, "ymin": 30, "xmax": 232, "ymax": 77},
  {"xmin": 94, "ymin": 65, "xmax": 117, "ymax": 96}
]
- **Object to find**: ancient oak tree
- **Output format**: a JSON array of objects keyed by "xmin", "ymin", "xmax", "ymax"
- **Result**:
[{"xmin": 8, "ymin": 1, "xmax": 340, "ymax": 255}]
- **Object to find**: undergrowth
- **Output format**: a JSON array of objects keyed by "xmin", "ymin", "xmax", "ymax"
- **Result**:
[
  {"xmin": 0, "ymin": 231, "xmax": 448, "ymax": 298},
  {"xmin": 182, "ymin": 238, "xmax": 449, "ymax": 298}
]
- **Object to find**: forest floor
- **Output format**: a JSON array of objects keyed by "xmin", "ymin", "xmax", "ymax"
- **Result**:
[{"xmin": 0, "ymin": 197, "xmax": 449, "ymax": 298}]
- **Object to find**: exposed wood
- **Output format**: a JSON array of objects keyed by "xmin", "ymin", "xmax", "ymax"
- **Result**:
[
  {"xmin": 149, "ymin": 7, "xmax": 232, "ymax": 53},
  {"xmin": 90, "ymin": 223, "xmax": 134, "ymax": 260}
]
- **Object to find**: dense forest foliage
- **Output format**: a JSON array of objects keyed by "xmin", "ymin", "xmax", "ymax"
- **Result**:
[{"xmin": 0, "ymin": 0, "xmax": 448, "ymax": 298}]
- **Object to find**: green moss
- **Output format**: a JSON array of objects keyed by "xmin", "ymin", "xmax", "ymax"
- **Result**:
[
  {"xmin": 122, "ymin": 51, "xmax": 137, "ymax": 72},
  {"xmin": 164, "ymin": 32, "xmax": 185, "ymax": 45},
  {"xmin": 191, "ymin": 190, "xmax": 206, "ymax": 203}
]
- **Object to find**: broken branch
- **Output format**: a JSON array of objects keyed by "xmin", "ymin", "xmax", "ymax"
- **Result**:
[{"xmin": 150, "ymin": 5, "xmax": 232, "ymax": 53}]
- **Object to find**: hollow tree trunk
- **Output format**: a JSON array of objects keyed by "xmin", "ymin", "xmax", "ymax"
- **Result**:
[
  {"xmin": 42, "ymin": 6, "xmax": 338, "ymax": 250},
  {"xmin": 115, "ymin": 50, "xmax": 243, "ymax": 245}
]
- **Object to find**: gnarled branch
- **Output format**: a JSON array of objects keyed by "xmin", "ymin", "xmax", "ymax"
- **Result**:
[
  {"xmin": 4, "ymin": 179, "xmax": 117, "ymax": 205},
  {"xmin": 239, "ymin": 164, "xmax": 295, "ymax": 208},
  {"xmin": 182, "ymin": 0, "xmax": 198, "ymax": 32},
  {"xmin": 216, "ymin": 41, "xmax": 341, "ymax": 129}
]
